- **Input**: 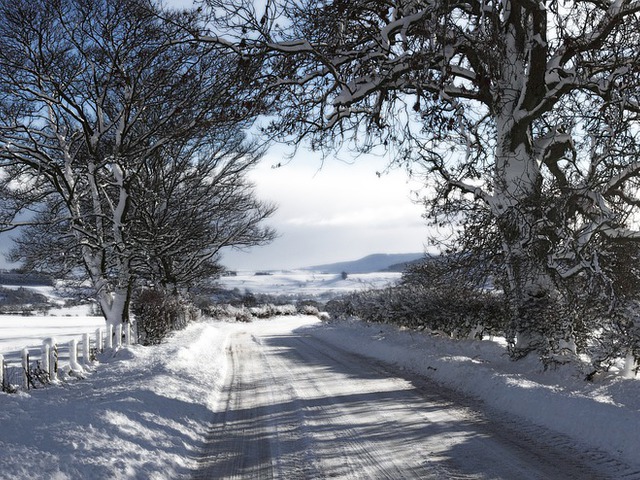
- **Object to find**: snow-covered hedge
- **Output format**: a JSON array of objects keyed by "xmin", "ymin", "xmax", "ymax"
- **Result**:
[
  {"xmin": 206, "ymin": 304, "xmax": 252, "ymax": 322},
  {"xmin": 249, "ymin": 303, "xmax": 298, "ymax": 318},
  {"xmin": 132, "ymin": 290, "xmax": 201, "ymax": 345},
  {"xmin": 297, "ymin": 304, "xmax": 320, "ymax": 316},
  {"xmin": 323, "ymin": 282, "xmax": 640, "ymax": 375},
  {"xmin": 205, "ymin": 302, "xmax": 324, "ymax": 322},
  {"xmin": 325, "ymin": 284, "xmax": 508, "ymax": 340}
]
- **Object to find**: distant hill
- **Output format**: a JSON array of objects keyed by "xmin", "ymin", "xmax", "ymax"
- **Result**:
[{"xmin": 304, "ymin": 253, "xmax": 424, "ymax": 274}]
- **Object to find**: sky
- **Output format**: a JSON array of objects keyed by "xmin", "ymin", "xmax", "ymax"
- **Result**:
[
  {"xmin": 220, "ymin": 145, "xmax": 431, "ymax": 271},
  {"xmin": 0, "ymin": 144, "xmax": 431, "ymax": 272}
]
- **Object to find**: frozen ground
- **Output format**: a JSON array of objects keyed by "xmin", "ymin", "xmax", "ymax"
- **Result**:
[{"xmin": 0, "ymin": 275, "xmax": 639, "ymax": 478}]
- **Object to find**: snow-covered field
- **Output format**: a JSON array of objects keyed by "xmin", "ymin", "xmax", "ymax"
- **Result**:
[
  {"xmin": 0, "ymin": 273, "xmax": 639, "ymax": 478},
  {"xmin": 0, "ymin": 271, "xmax": 396, "ymax": 367},
  {"xmin": 217, "ymin": 270, "xmax": 402, "ymax": 297},
  {"xmin": 0, "ymin": 307, "xmax": 104, "ymax": 363}
]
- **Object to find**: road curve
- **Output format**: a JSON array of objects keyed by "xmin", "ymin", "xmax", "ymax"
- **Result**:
[{"xmin": 194, "ymin": 325, "xmax": 637, "ymax": 479}]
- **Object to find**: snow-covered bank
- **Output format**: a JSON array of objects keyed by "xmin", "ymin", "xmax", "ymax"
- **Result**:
[
  {"xmin": 302, "ymin": 318, "xmax": 640, "ymax": 469},
  {"xmin": 0, "ymin": 320, "xmax": 233, "ymax": 479}
]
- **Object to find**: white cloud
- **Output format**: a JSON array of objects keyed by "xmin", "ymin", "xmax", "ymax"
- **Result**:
[
  {"xmin": 285, "ymin": 205, "xmax": 423, "ymax": 228},
  {"xmin": 223, "ymin": 147, "xmax": 432, "ymax": 270}
]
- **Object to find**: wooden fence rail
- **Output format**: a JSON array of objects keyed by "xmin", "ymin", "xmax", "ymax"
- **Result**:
[{"xmin": 1, "ymin": 322, "xmax": 135, "ymax": 393}]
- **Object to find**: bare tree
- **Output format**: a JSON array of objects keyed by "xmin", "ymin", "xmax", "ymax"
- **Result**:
[
  {"xmin": 9, "ymin": 128, "xmax": 277, "ymax": 289},
  {"xmin": 203, "ymin": 0, "xmax": 640, "ymax": 360},
  {"xmin": 128, "ymin": 129, "xmax": 277, "ymax": 291},
  {"xmin": 0, "ymin": 0, "xmax": 271, "ymax": 328}
]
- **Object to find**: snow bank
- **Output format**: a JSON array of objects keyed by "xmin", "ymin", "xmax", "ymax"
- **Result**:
[
  {"xmin": 302, "ymin": 319, "xmax": 640, "ymax": 468},
  {"xmin": 0, "ymin": 321, "xmax": 233, "ymax": 479}
]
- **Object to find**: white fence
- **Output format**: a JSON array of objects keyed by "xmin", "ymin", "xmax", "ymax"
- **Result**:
[{"xmin": 1, "ymin": 323, "xmax": 135, "ymax": 393}]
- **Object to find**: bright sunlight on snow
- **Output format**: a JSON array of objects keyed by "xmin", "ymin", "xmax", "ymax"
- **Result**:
[{"xmin": 0, "ymin": 273, "xmax": 639, "ymax": 478}]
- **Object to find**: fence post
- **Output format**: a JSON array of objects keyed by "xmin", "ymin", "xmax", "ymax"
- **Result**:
[
  {"xmin": 82, "ymin": 333, "xmax": 91, "ymax": 366},
  {"xmin": 69, "ymin": 339, "xmax": 82, "ymax": 373},
  {"xmin": 116, "ymin": 324, "xmax": 123, "ymax": 348},
  {"xmin": 41, "ymin": 342, "xmax": 50, "ymax": 378},
  {"xmin": 106, "ymin": 325, "xmax": 113, "ymax": 349},
  {"xmin": 49, "ymin": 339, "xmax": 58, "ymax": 382},
  {"xmin": 95, "ymin": 328, "xmax": 103, "ymax": 354},
  {"xmin": 22, "ymin": 348, "xmax": 30, "ymax": 390},
  {"xmin": 42, "ymin": 338, "xmax": 58, "ymax": 382},
  {"xmin": 124, "ymin": 323, "xmax": 131, "ymax": 346}
]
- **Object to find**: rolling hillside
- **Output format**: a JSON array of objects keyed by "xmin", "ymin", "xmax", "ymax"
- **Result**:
[{"xmin": 304, "ymin": 253, "xmax": 424, "ymax": 274}]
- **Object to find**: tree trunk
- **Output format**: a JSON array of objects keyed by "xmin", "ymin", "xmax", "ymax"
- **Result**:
[
  {"xmin": 81, "ymin": 245, "xmax": 132, "ymax": 330},
  {"xmin": 493, "ymin": 119, "xmax": 558, "ymax": 357},
  {"xmin": 97, "ymin": 288, "xmax": 130, "ymax": 330}
]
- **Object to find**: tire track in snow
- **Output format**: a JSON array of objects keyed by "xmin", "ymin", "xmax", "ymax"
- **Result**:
[
  {"xmin": 194, "ymin": 325, "xmax": 638, "ymax": 479},
  {"xmin": 195, "ymin": 331, "xmax": 322, "ymax": 479},
  {"xmin": 267, "ymin": 333, "xmax": 445, "ymax": 479},
  {"xmin": 298, "ymin": 333, "xmax": 640, "ymax": 480},
  {"xmin": 195, "ymin": 334, "xmax": 273, "ymax": 479}
]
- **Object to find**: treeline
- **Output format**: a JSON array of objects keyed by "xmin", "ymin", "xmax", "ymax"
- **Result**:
[
  {"xmin": 0, "ymin": 271, "xmax": 54, "ymax": 287},
  {"xmin": 0, "ymin": 0, "xmax": 275, "ymax": 335}
]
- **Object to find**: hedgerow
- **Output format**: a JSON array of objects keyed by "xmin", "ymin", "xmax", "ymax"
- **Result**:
[{"xmin": 325, "ymin": 284, "xmax": 508, "ymax": 339}]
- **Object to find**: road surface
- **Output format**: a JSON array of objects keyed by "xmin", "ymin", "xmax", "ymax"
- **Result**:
[{"xmin": 195, "ymin": 326, "xmax": 637, "ymax": 479}]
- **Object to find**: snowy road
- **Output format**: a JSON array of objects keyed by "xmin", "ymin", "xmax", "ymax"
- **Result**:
[{"xmin": 195, "ymin": 326, "xmax": 626, "ymax": 479}]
